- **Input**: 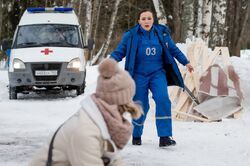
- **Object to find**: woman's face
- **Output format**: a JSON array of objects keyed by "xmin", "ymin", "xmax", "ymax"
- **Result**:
[{"xmin": 138, "ymin": 11, "xmax": 154, "ymax": 31}]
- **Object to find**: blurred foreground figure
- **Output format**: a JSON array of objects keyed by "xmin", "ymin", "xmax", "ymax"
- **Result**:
[{"xmin": 30, "ymin": 59, "xmax": 141, "ymax": 166}]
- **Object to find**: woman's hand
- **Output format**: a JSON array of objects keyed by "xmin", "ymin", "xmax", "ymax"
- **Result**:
[{"xmin": 186, "ymin": 63, "xmax": 194, "ymax": 73}]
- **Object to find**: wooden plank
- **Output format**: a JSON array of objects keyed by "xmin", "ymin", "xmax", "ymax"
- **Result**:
[
  {"xmin": 185, "ymin": 102, "xmax": 199, "ymax": 121},
  {"xmin": 173, "ymin": 91, "xmax": 189, "ymax": 118},
  {"xmin": 233, "ymin": 111, "xmax": 242, "ymax": 119},
  {"xmin": 187, "ymin": 43, "xmax": 196, "ymax": 67},
  {"xmin": 173, "ymin": 73, "xmax": 195, "ymax": 115},
  {"xmin": 175, "ymin": 97, "xmax": 189, "ymax": 120},
  {"xmin": 173, "ymin": 110, "xmax": 211, "ymax": 122},
  {"xmin": 193, "ymin": 40, "xmax": 203, "ymax": 66},
  {"xmin": 204, "ymin": 47, "xmax": 219, "ymax": 71},
  {"xmin": 201, "ymin": 46, "xmax": 210, "ymax": 72},
  {"xmin": 186, "ymin": 42, "xmax": 195, "ymax": 59},
  {"xmin": 179, "ymin": 97, "xmax": 193, "ymax": 120},
  {"xmin": 169, "ymin": 73, "xmax": 188, "ymax": 102},
  {"xmin": 189, "ymin": 70, "xmax": 200, "ymax": 93},
  {"xmin": 210, "ymin": 47, "xmax": 221, "ymax": 62},
  {"xmin": 233, "ymin": 107, "xmax": 243, "ymax": 119},
  {"xmin": 176, "ymin": 85, "xmax": 193, "ymax": 112},
  {"xmin": 211, "ymin": 47, "xmax": 231, "ymax": 68},
  {"xmin": 174, "ymin": 65, "xmax": 200, "ymax": 120},
  {"xmin": 197, "ymin": 42, "xmax": 206, "ymax": 74},
  {"xmin": 169, "ymin": 86, "xmax": 180, "ymax": 102},
  {"xmin": 220, "ymin": 47, "xmax": 230, "ymax": 66}
]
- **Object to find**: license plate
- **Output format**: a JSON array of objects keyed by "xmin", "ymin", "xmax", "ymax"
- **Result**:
[{"xmin": 35, "ymin": 70, "xmax": 58, "ymax": 76}]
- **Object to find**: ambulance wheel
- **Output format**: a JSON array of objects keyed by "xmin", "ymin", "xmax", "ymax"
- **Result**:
[
  {"xmin": 9, "ymin": 86, "xmax": 17, "ymax": 100},
  {"xmin": 76, "ymin": 81, "xmax": 86, "ymax": 96},
  {"xmin": 76, "ymin": 70, "xmax": 86, "ymax": 96}
]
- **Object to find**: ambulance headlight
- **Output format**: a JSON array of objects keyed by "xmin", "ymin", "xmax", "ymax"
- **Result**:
[
  {"xmin": 67, "ymin": 58, "xmax": 81, "ymax": 69},
  {"xmin": 13, "ymin": 59, "xmax": 25, "ymax": 69}
]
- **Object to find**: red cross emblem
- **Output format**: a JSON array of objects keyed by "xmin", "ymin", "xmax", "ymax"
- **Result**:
[{"xmin": 41, "ymin": 48, "xmax": 53, "ymax": 55}]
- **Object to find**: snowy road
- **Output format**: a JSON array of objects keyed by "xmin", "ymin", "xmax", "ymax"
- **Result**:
[{"xmin": 1, "ymin": 57, "xmax": 250, "ymax": 166}]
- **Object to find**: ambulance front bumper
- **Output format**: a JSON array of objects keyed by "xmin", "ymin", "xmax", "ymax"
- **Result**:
[{"xmin": 8, "ymin": 62, "xmax": 85, "ymax": 87}]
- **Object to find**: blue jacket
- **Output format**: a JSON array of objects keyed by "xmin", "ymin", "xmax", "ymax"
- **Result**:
[{"xmin": 111, "ymin": 24, "xmax": 189, "ymax": 88}]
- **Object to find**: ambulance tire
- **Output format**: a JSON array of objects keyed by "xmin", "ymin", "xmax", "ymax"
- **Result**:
[
  {"xmin": 9, "ymin": 86, "xmax": 17, "ymax": 100},
  {"xmin": 76, "ymin": 81, "xmax": 85, "ymax": 96},
  {"xmin": 76, "ymin": 70, "xmax": 86, "ymax": 96}
]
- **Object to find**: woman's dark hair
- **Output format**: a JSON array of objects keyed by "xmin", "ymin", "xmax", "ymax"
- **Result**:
[{"xmin": 137, "ymin": 9, "xmax": 154, "ymax": 20}]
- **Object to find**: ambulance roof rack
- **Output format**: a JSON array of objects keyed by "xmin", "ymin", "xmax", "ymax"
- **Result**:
[{"xmin": 27, "ymin": 7, "xmax": 73, "ymax": 13}]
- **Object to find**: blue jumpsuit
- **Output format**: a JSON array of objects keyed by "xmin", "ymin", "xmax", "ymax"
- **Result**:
[
  {"xmin": 132, "ymin": 26, "xmax": 172, "ymax": 137},
  {"xmin": 111, "ymin": 24, "xmax": 189, "ymax": 138}
]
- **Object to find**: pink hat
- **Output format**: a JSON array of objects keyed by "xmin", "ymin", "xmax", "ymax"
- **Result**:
[{"xmin": 96, "ymin": 59, "xmax": 135, "ymax": 105}]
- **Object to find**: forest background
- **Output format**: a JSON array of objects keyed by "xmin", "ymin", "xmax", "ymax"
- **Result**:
[{"xmin": 0, "ymin": 0, "xmax": 249, "ymax": 63}]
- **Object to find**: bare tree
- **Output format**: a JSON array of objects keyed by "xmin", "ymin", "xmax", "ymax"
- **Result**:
[
  {"xmin": 1, "ymin": 0, "xmax": 250, "ymax": 60},
  {"xmin": 84, "ymin": 0, "xmax": 92, "ymax": 43},
  {"xmin": 209, "ymin": 0, "xmax": 227, "ymax": 47},
  {"xmin": 152, "ymin": 0, "xmax": 167, "ymax": 24},
  {"xmin": 0, "ymin": 0, "xmax": 3, "ymax": 40},
  {"xmin": 181, "ymin": 0, "xmax": 194, "ymax": 41},
  {"xmin": 233, "ymin": 0, "xmax": 250, "ymax": 56},
  {"xmin": 225, "ymin": 0, "xmax": 250, "ymax": 56},
  {"xmin": 170, "ymin": 0, "xmax": 182, "ymax": 41},
  {"xmin": 91, "ymin": 0, "xmax": 102, "ymax": 57},
  {"xmin": 62, "ymin": 0, "xmax": 66, "ymax": 6},
  {"xmin": 195, "ymin": 0, "xmax": 203, "ymax": 38},
  {"xmin": 78, "ymin": 0, "xmax": 83, "ymax": 16},
  {"xmin": 82, "ymin": 0, "xmax": 93, "ymax": 61},
  {"xmin": 201, "ymin": 0, "xmax": 213, "ymax": 44},
  {"xmin": 91, "ymin": 0, "xmax": 121, "ymax": 65},
  {"xmin": 67, "ymin": 0, "xmax": 75, "ymax": 7}
]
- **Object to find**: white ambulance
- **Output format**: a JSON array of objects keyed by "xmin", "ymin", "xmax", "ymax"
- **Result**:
[{"xmin": 1, "ymin": 7, "xmax": 92, "ymax": 99}]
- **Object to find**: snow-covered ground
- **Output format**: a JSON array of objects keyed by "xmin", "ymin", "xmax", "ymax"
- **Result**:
[{"xmin": 1, "ymin": 53, "xmax": 250, "ymax": 166}]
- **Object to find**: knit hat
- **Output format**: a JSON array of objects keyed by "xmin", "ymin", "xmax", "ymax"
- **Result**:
[{"xmin": 96, "ymin": 59, "xmax": 135, "ymax": 105}]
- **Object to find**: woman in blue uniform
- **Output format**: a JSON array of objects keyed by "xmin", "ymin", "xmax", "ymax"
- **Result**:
[{"xmin": 110, "ymin": 9, "xmax": 193, "ymax": 147}]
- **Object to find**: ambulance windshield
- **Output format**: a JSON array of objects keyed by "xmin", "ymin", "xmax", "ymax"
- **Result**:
[{"xmin": 14, "ymin": 24, "xmax": 82, "ymax": 48}]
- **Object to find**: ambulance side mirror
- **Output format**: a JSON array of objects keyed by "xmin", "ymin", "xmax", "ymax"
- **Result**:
[{"xmin": 1, "ymin": 39, "xmax": 12, "ymax": 51}]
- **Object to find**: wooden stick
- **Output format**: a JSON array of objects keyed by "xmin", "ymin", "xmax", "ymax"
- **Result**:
[
  {"xmin": 232, "ymin": 107, "xmax": 243, "ymax": 119},
  {"xmin": 173, "ymin": 110, "xmax": 211, "ymax": 122}
]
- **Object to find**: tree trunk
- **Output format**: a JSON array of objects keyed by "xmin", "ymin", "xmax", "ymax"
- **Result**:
[
  {"xmin": 195, "ymin": 0, "xmax": 203, "ymax": 38},
  {"xmin": 84, "ymin": 0, "xmax": 92, "ymax": 42},
  {"xmin": 201, "ymin": 0, "xmax": 213, "ymax": 44},
  {"xmin": 128, "ymin": 0, "xmax": 131, "ymax": 28},
  {"xmin": 152, "ymin": 0, "xmax": 167, "ymax": 24},
  {"xmin": 91, "ymin": 0, "xmax": 102, "ymax": 40},
  {"xmin": 231, "ymin": 0, "xmax": 241, "ymax": 54},
  {"xmin": 233, "ymin": 0, "xmax": 250, "ymax": 57},
  {"xmin": 0, "ymin": 0, "xmax": 3, "ymax": 40},
  {"xmin": 224, "ymin": 0, "xmax": 233, "ymax": 50},
  {"xmin": 181, "ymin": 0, "xmax": 194, "ymax": 41},
  {"xmin": 91, "ymin": 0, "xmax": 102, "ymax": 59},
  {"xmin": 172, "ymin": 0, "xmax": 181, "ymax": 41},
  {"xmin": 7, "ymin": 1, "xmax": 14, "ymax": 38},
  {"xmin": 209, "ymin": 0, "xmax": 227, "ymax": 48},
  {"xmin": 62, "ymin": 0, "xmax": 66, "ymax": 6},
  {"xmin": 70, "ymin": 0, "xmax": 78, "ymax": 13},
  {"xmin": 70, "ymin": 0, "xmax": 74, "ymax": 6},
  {"xmin": 78, "ymin": 0, "xmax": 83, "ymax": 16},
  {"xmin": 92, "ymin": 0, "xmax": 121, "ymax": 65},
  {"xmin": 83, "ymin": 0, "xmax": 92, "ymax": 61}
]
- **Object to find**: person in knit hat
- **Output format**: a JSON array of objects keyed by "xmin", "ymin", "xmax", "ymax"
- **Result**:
[{"xmin": 30, "ymin": 59, "xmax": 142, "ymax": 166}]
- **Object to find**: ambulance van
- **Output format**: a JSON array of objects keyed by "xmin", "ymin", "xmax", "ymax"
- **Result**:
[{"xmin": 1, "ymin": 7, "xmax": 92, "ymax": 99}]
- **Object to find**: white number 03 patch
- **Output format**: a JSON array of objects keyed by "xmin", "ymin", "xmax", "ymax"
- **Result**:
[{"xmin": 146, "ymin": 47, "xmax": 156, "ymax": 56}]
